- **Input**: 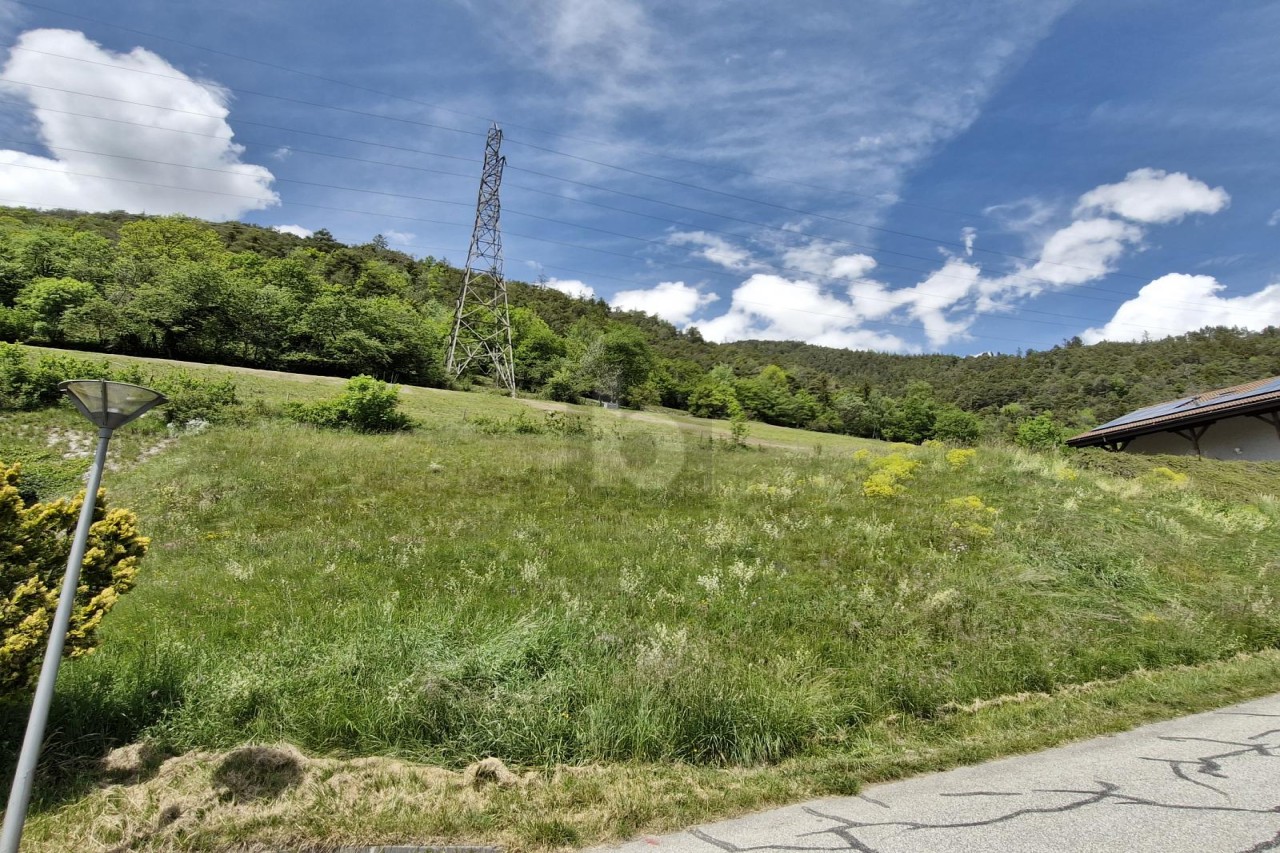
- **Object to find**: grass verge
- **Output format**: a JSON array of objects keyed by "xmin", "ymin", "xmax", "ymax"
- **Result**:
[{"xmin": 19, "ymin": 649, "xmax": 1280, "ymax": 852}]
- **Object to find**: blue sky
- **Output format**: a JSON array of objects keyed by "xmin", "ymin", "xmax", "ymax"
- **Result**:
[{"xmin": 0, "ymin": 0, "xmax": 1276, "ymax": 355}]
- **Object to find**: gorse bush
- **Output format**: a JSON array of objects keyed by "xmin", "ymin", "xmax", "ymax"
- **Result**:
[
  {"xmin": 0, "ymin": 463, "xmax": 147, "ymax": 695},
  {"xmin": 285, "ymin": 375, "xmax": 411, "ymax": 433}
]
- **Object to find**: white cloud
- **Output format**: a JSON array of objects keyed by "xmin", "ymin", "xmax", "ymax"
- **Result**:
[
  {"xmin": 896, "ymin": 258, "xmax": 983, "ymax": 347},
  {"xmin": 668, "ymin": 231, "xmax": 756, "ymax": 271},
  {"xmin": 0, "ymin": 29, "xmax": 277, "ymax": 218},
  {"xmin": 272, "ymin": 224, "xmax": 312, "ymax": 238},
  {"xmin": 1081, "ymin": 274, "xmax": 1280, "ymax": 344},
  {"xmin": 544, "ymin": 278, "xmax": 596, "ymax": 299},
  {"xmin": 780, "ymin": 240, "xmax": 876, "ymax": 280},
  {"xmin": 610, "ymin": 280, "xmax": 717, "ymax": 325},
  {"xmin": 1074, "ymin": 168, "xmax": 1229, "ymax": 224},
  {"xmin": 1269, "ymin": 209, "xmax": 1280, "ymax": 227},
  {"xmin": 699, "ymin": 273, "xmax": 915, "ymax": 353},
  {"xmin": 270, "ymin": 146, "xmax": 292, "ymax": 161},
  {"xmin": 383, "ymin": 230, "xmax": 416, "ymax": 244},
  {"xmin": 1022, "ymin": 217, "xmax": 1144, "ymax": 288}
]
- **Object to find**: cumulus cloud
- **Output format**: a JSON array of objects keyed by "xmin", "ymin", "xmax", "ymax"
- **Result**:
[
  {"xmin": 698, "ymin": 273, "xmax": 914, "ymax": 353},
  {"xmin": 272, "ymin": 224, "xmax": 312, "ymax": 238},
  {"xmin": 1074, "ymin": 168, "xmax": 1229, "ymax": 224},
  {"xmin": 668, "ymin": 231, "xmax": 756, "ymax": 271},
  {"xmin": 690, "ymin": 240, "xmax": 979, "ymax": 352},
  {"xmin": 973, "ymin": 168, "xmax": 1231, "ymax": 317},
  {"xmin": 0, "ymin": 29, "xmax": 277, "ymax": 218},
  {"xmin": 1081, "ymin": 274, "xmax": 1280, "ymax": 344},
  {"xmin": 780, "ymin": 241, "xmax": 876, "ymax": 280},
  {"xmin": 677, "ymin": 168, "xmax": 1232, "ymax": 353},
  {"xmin": 1269, "ymin": 209, "xmax": 1280, "ymax": 227},
  {"xmin": 383, "ymin": 230, "xmax": 416, "ymax": 245},
  {"xmin": 895, "ymin": 258, "xmax": 984, "ymax": 347},
  {"xmin": 610, "ymin": 280, "xmax": 717, "ymax": 325},
  {"xmin": 544, "ymin": 278, "xmax": 596, "ymax": 299},
  {"xmin": 982, "ymin": 217, "xmax": 1145, "ymax": 304}
]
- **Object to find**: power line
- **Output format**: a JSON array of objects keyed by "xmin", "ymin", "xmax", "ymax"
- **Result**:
[
  {"xmin": 0, "ymin": 95, "xmax": 481, "ymax": 167},
  {"xmin": 0, "ymin": 43, "xmax": 1148, "ymax": 283},
  {"xmin": 0, "ymin": 84, "xmax": 1221, "ymax": 316},
  {"xmin": 0, "ymin": 168, "xmax": 1058, "ymax": 349},
  {"xmin": 0, "ymin": 78, "xmax": 1198, "ymax": 308},
  {"xmin": 0, "ymin": 146, "xmax": 1161, "ymax": 334},
  {"xmin": 3, "ymin": 0, "xmax": 1017, "ymax": 223},
  {"xmin": 0, "ymin": 171, "xmax": 1190, "ymax": 355},
  {"xmin": 0, "ymin": 149, "xmax": 1208, "ymax": 339},
  {"xmin": 0, "ymin": 88, "xmax": 1077, "ymax": 295}
]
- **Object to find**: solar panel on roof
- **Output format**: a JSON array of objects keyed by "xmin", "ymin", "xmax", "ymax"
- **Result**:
[
  {"xmin": 1097, "ymin": 398, "xmax": 1194, "ymax": 430},
  {"xmin": 1217, "ymin": 377, "xmax": 1280, "ymax": 402},
  {"xmin": 1092, "ymin": 375, "xmax": 1280, "ymax": 433}
]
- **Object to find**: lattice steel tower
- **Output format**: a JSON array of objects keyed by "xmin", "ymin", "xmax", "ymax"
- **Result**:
[{"xmin": 446, "ymin": 123, "xmax": 516, "ymax": 395}]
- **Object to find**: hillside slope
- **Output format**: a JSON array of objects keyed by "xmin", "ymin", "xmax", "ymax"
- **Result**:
[
  {"xmin": 3, "ymin": 207, "xmax": 1280, "ymax": 440},
  {"xmin": 5, "ymin": 352, "xmax": 1280, "ymax": 850}
]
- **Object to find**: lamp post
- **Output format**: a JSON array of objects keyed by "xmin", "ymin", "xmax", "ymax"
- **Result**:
[{"xmin": 0, "ymin": 379, "xmax": 165, "ymax": 853}]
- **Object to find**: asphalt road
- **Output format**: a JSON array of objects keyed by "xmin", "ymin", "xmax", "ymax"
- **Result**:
[{"xmin": 602, "ymin": 693, "xmax": 1280, "ymax": 853}]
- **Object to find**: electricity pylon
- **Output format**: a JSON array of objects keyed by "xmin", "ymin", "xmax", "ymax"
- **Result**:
[{"xmin": 446, "ymin": 123, "xmax": 516, "ymax": 395}]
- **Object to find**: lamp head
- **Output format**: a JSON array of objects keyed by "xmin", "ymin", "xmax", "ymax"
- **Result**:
[{"xmin": 59, "ymin": 379, "xmax": 167, "ymax": 430}]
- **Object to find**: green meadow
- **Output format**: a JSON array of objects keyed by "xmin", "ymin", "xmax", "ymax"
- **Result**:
[{"xmin": 6, "ymin": 348, "xmax": 1280, "ymax": 851}]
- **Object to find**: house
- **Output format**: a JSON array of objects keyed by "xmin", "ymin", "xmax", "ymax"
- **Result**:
[{"xmin": 1066, "ymin": 376, "xmax": 1280, "ymax": 460}]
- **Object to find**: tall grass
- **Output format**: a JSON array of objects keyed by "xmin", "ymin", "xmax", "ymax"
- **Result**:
[{"xmin": 6, "ymin": 409, "xmax": 1279, "ymax": 773}]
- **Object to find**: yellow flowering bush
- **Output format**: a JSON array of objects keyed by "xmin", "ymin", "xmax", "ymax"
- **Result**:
[
  {"xmin": 862, "ymin": 453, "xmax": 920, "ymax": 498},
  {"xmin": 874, "ymin": 454, "xmax": 920, "ymax": 479},
  {"xmin": 945, "ymin": 494, "xmax": 999, "ymax": 538},
  {"xmin": 945, "ymin": 448, "xmax": 976, "ymax": 470},
  {"xmin": 0, "ymin": 463, "xmax": 148, "ymax": 694},
  {"xmin": 862, "ymin": 471, "xmax": 899, "ymax": 497}
]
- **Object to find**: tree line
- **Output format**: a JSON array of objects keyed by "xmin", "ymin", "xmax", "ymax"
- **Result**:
[{"xmin": 1, "ymin": 206, "xmax": 1278, "ymax": 444}]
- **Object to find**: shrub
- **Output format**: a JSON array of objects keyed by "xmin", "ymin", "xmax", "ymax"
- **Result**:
[
  {"xmin": 0, "ymin": 343, "xmax": 109, "ymax": 411},
  {"xmin": 285, "ymin": 375, "xmax": 411, "ymax": 433},
  {"xmin": 1015, "ymin": 413, "xmax": 1068, "ymax": 450},
  {"xmin": 0, "ymin": 345, "xmax": 242, "ymax": 425},
  {"xmin": 946, "ymin": 448, "xmax": 977, "ymax": 469},
  {"xmin": 542, "ymin": 411, "xmax": 597, "ymax": 438},
  {"xmin": 729, "ymin": 407, "xmax": 749, "ymax": 447},
  {"xmin": 146, "ymin": 370, "xmax": 242, "ymax": 425},
  {"xmin": 467, "ymin": 410, "xmax": 597, "ymax": 438},
  {"xmin": 0, "ymin": 463, "xmax": 148, "ymax": 695},
  {"xmin": 934, "ymin": 407, "xmax": 982, "ymax": 443},
  {"xmin": 0, "ymin": 305, "xmax": 33, "ymax": 342},
  {"xmin": 543, "ymin": 366, "xmax": 584, "ymax": 403},
  {"xmin": 467, "ymin": 410, "xmax": 543, "ymax": 435}
]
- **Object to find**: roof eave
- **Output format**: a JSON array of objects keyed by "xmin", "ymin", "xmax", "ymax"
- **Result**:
[{"xmin": 1067, "ymin": 397, "xmax": 1280, "ymax": 448}]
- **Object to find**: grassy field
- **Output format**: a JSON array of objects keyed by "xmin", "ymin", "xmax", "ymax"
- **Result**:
[{"xmin": 5, "ymin": 348, "xmax": 1280, "ymax": 851}]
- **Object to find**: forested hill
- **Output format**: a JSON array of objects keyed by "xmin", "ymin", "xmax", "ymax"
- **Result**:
[{"xmin": 1, "ymin": 205, "xmax": 1278, "ymax": 441}]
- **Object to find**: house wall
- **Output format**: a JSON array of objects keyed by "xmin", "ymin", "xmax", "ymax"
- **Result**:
[{"xmin": 1123, "ymin": 413, "xmax": 1280, "ymax": 460}]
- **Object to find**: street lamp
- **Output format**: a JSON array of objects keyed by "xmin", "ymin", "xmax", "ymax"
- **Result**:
[{"xmin": 0, "ymin": 379, "xmax": 165, "ymax": 853}]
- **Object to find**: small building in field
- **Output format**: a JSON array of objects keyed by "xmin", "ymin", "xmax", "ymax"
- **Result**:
[{"xmin": 1066, "ymin": 376, "xmax": 1280, "ymax": 461}]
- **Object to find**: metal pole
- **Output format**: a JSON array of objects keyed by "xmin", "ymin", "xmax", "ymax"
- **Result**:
[{"xmin": 0, "ymin": 427, "xmax": 112, "ymax": 853}]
